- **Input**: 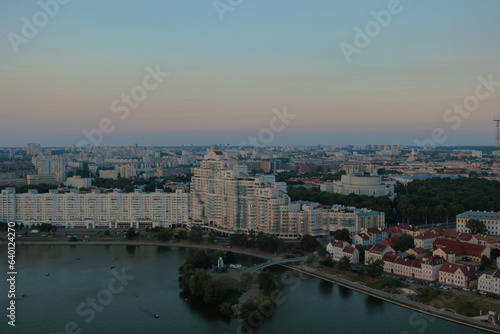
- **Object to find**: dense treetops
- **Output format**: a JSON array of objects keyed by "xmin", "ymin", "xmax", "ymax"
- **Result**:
[{"xmin": 288, "ymin": 177, "xmax": 500, "ymax": 226}]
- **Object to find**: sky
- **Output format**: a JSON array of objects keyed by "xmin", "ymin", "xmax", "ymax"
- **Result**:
[{"xmin": 1, "ymin": 0, "xmax": 500, "ymax": 147}]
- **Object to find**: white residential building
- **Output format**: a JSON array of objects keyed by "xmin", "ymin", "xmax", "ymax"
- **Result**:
[
  {"xmin": 190, "ymin": 147, "xmax": 289, "ymax": 235},
  {"xmin": 478, "ymin": 270, "xmax": 500, "ymax": 295},
  {"xmin": 0, "ymin": 188, "xmax": 189, "ymax": 229}
]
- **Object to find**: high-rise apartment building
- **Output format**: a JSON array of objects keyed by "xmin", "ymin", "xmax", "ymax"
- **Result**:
[
  {"xmin": 33, "ymin": 156, "xmax": 66, "ymax": 182},
  {"xmin": 190, "ymin": 148, "xmax": 289, "ymax": 234}
]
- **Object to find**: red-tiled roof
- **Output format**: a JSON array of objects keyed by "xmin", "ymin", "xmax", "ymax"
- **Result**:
[
  {"xmin": 439, "ymin": 263, "xmax": 476, "ymax": 277},
  {"xmin": 366, "ymin": 244, "xmax": 390, "ymax": 254},
  {"xmin": 415, "ymin": 231, "xmax": 439, "ymax": 240},
  {"xmin": 381, "ymin": 236, "xmax": 399, "ymax": 248},
  {"xmin": 433, "ymin": 238, "xmax": 487, "ymax": 258},
  {"xmin": 422, "ymin": 256, "xmax": 445, "ymax": 266},
  {"xmin": 412, "ymin": 247, "xmax": 427, "ymax": 254},
  {"xmin": 343, "ymin": 246, "xmax": 357, "ymax": 254}
]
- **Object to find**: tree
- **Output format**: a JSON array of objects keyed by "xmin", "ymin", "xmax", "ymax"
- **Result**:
[
  {"xmin": 299, "ymin": 235, "xmax": 320, "ymax": 252},
  {"xmin": 188, "ymin": 269, "xmax": 211, "ymax": 297},
  {"xmin": 178, "ymin": 229, "xmax": 187, "ymax": 240},
  {"xmin": 334, "ymin": 229, "xmax": 352, "ymax": 243},
  {"xmin": 466, "ymin": 219, "xmax": 488, "ymax": 235},
  {"xmin": 203, "ymin": 279, "xmax": 222, "ymax": 305},
  {"xmin": 320, "ymin": 257, "xmax": 335, "ymax": 268},
  {"xmin": 240, "ymin": 271, "xmax": 253, "ymax": 288},
  {"xmin": 157, "ymin": 229, "xmax": 173, "ymax": 241},
  {"xmin": 219, "ymin": 301, "xmax": 233, "ymax": 318},
  {"xmin": 491, "ymin": 248, "xmax": 499, "ymax": 260},
  {"xmin": 125, "ymin": 228, "xmax": 137, "ymax": 240},
  {"xmin": 339, "ymin": 256, "xmax": 351, "ymax": 271},
  {"xmin": 366, "ymin": 259, "xmax": 384, "ymax": 277},
  {"xmin": 396, "ymin": 234, "xmax": 414, "ymax": 252},
  {"xmin": 241, "ymin": 300, "xmax": 258, "ymax": 316},
  {"xmin": 104, "ymin": 230, "xmax": 110, "ymax": 236},
  {"xmin": 481, "ymin": 255, "xmax": 491, "ymax": 267},
  {"xmin": 207, "ymin": 233, "xmax": 217, "ymax": 244},
  {"xmin": 184, "ymin": 249, "xmax": 215, "ymax": 269},
  {"xmin": 257, "ymin": 271, "xmax": 276, "ymax": 294},
  {"xmin": 189, "ymin": 227, "xmax": 203, "ymax": 244}
]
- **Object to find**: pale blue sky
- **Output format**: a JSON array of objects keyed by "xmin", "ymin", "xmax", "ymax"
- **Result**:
[{"xmin": 1, "ymin": 0, "xmax": 500, "ymax": 147}]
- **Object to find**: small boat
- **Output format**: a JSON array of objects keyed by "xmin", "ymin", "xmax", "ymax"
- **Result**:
[
  {"xmin": 135, "ymin": 294, "xmax": 139, "ymax": 297},
  {"xmin": 45, "ymin": 273, "xmax": 49, "ymax": 276},
  {"xmin": 111, "ymin": 266, "xmax": 116, "ymax": 269},
  {"xmin": 154, "ymin": 315, "xmax": 159, "ymax": 318},
  {"xmin": 112, "ymin": 257, "xmax": 117, "ymax": 260}
]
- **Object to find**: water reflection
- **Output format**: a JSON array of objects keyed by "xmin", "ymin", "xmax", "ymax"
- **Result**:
[
  {"xmin": 126, "ymin": 245, "xmax": 137, "ymax": 254},
  {"xmin": 338, "ymin": 285, "xmax": 352, "ymax": 299},
  {"xmin": 318, "ymin": 280, "xmax": 333, "ymax": 295},
  {"xmin": 157, "ymin": 246, "xmax": 172, "ymax": 253},
  {"xmin": 365, "ymin": 295, "xmax": 384, "ymax": 312}
]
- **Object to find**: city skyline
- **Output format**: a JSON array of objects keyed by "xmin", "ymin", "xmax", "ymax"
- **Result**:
[{"xmin": 1, "ymin": 0, "xmax": 500, "ymax": 147}]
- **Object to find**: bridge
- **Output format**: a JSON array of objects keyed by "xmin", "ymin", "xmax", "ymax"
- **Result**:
[{"xmin": 252, "ymin": 257, "xmax": 304, "ymax": 271}]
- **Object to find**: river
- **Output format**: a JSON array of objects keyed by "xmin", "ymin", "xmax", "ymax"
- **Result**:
[{"xmin": 0, "ymin": 245, "xmax": 487, "ymax": 333}]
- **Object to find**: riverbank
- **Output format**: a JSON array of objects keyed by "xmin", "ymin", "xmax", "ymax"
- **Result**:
[{"xmin": 283, "ymin": 264, "xmax": 500, "ymax": 334}]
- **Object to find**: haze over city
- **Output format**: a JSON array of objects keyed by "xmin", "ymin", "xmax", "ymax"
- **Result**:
[{"xmin": 1, "ymin": 0, "xmax": 500, "ymax": 147}]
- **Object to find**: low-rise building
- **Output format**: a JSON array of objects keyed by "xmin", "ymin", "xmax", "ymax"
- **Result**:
[
  {"xmin": 478, "ymin": 270, "xmax": 500, "ymax": 295},
  {"xmin": 342, "ymin": 245, "xmax": 360, "ymax": 264},
  {"xmin": 365, "ymin": 244, "xmax": 395, "ymax": 265},
  {"xmin": 414, "ymin": 231, "xmax": 440, "ymax": 250},
  {"xmin": 27, "ymin": 174, "xmax": 57, "ymax": 185},
  {"xmin": 327, "ymin": 240, "xmax": 350, "ymax": 261},
  {"xmin": 406, "ymin": 247, "xmax": 427, "ymax": 260},
  {"xmin": 382, "ymin": 252, "xmax": 422, "ymax": 279},
  {"xmin": 420, "ymin": 256, "xmax": 445, "ymax": 281},
  {"xmin": 438, "ymin": 263, "xmax": 477, "ymax": 287},
  {"xmin": 433, "ymin": 238, "xmax": 489, "ymax": 263}
]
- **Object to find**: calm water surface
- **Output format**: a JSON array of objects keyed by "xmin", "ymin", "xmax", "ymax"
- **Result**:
[{"xmin": 0, "ymin": 246, "xmax": 487, "ymax": 334}]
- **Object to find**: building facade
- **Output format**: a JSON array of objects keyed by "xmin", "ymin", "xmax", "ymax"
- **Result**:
[
  {"xmin": 457, "ymin": 211, "xmax": 500, "ymax": 235},
  {"xmin": 0, "ymin": 188, "xmax": 189, "ymax": 229}
]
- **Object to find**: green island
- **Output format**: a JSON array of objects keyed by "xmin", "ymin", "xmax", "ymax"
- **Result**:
[{"xmin": 177, "ymin": 248, "xmax": 284, "ymax": 322}]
